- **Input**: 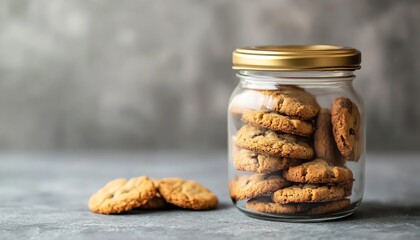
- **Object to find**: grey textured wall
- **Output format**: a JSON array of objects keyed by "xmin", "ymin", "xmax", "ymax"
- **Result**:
[{"xmin": 0, "ymin": 0, "xmax": 419, "ymax": 151}]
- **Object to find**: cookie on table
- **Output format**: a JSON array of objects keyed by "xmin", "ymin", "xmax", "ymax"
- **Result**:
[
  {"xmin": 272, "ymin": 183, "xmax": 348, "ymax": 204},
  {"xmin": 246, "ymin": 196, "xmax": 308, "ymax": 214},
  {"xmin": 307, "ymin": 199, "xmax": 350, "ymax": 215},
  {"xmin": 259, "ymin": 87, "xmax": 320, "ymax": 120},
  {"xmin": 138, "ymin": 179, "xmax": 168, "ymax": 210},
  {"xmin": 314, "ymin": 109, "xmax": 344, "ymax": 165},
  {"xmin": 88, "ymin": 176, "xmax": 156, "ymax": 214},
  {"xmin": 158, "ymin": 178, "xmax": 218, "ymax": 210},
  {"xmin": 230, "ymin": 174, "xmax": 290, "ymax": 201},
  {"xmin": 236, "ymin": 124, "xmax": 314, "ymax": 160},
  {"xmin": 283, "ymin": 159, "xmax": 353, "ymax": 184},
  {"xmin": 233, "ymin": 149, "xmax": 303, "ymax": 174},
  {"xmin": 331, "ymin": 97, "xmax": 361, "ymax": 160},
  {"xmin": 241, "ymin": 110, "xmax": 314, "ymax": 136}
]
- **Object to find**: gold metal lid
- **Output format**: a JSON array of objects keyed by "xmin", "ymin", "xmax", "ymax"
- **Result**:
[{"xmin": 232, "ymin": 45, "xmax": 361, "ymax": 71}]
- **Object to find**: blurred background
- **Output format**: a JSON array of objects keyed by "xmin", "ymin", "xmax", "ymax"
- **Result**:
[{"xmin": 0, "ymin": 0, "xmax": 419, "ymax": 153}]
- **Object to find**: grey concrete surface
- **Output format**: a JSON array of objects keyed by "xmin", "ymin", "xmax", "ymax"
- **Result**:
[
  {"xmin": 0, "ymin": 0, "xmax": 419, "ymax": 151},
  {"xmin": 1, "ymin": 152, "xmax": 420, "ymax": 239}
]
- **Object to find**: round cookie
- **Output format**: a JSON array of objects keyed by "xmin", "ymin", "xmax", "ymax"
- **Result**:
[
  {"xmin": 246, "ymin": 196, "xmax": 308, "ymax": 214},
  {"xmin": 307, "ymin": 199, "xmax": 350, "ymax": 215},
  {"xmin": 138, "ymin": 179, "xmax": 169, "ymax": 210},
  {"xmin": 88, "ymin": 176, "xmax": 156, "ymax": 214},
  {"xmin": 236, "ymin": 124, "xmax": 314, "ymax": 159},
  {"xmin": 314, "ymin": 109, "xmax": 344, "ymax": 165},
  {"xmin": 272, "ymin": 183, "xmax": 347, "ymax": 204},
  {"xmin": 158, "ymin": 178, "xmax": 218, "ymax": 210},
  {"xmin": 259, "ymin": 87, "xmax": 320, "ymax": 120},
  {"xmin": 233, "ymin": 149, "xmax": 303, "ymax": 173},
  {"xmin": 331, "ymin": 97, "xmax": 361, "ymax": 160},
  {"xmin": 241, "ymin": 110, "xmax": 314, "ymax": 136},
  {"xmin": 230, "ymin": 174, "xmax": 290, "ymax": 201},
  {"xmin": 283, "ymin": 159, "xmax": 353, "ymax": 184}
]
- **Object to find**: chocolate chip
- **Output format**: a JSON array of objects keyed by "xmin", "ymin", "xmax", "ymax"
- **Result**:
[
  {"xmin": 250, "ymin": 154, "xmax": 259, "ymax": 166},
  {"xmin": 340, "ymin": 99, "xmax": 353, "ymax": 113},
  {"xmin": 251, "ymin": 133, "xmax": 264, "ymax": 139},
  {"xmin": 341, "ymin": 135, "xmax": 347, "ymax": 146}
]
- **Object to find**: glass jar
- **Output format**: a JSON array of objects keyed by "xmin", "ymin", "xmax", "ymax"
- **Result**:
[{"xmin": 228, "ymin": 45, "xmax": 364, "ymax": 222}]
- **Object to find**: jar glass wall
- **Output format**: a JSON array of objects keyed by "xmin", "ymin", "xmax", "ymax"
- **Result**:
[{"xmin": 228, "ymin": 69, "xmax": 365, "ymax": 222}]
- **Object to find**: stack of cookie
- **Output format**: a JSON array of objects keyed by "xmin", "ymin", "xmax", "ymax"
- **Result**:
[{"xmin": 230, "ymin": 87, "xmax": 360, "ymax": 215}]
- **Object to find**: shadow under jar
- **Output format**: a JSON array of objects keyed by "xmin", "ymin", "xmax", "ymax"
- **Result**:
[{"xmin": 228, "ymin": 45, "xmax": 365, "ymax": 222}]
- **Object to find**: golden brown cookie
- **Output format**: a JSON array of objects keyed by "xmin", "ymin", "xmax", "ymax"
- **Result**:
[
  {"xmin": 158, "ymin": 178, "xmax": 218, "ymax": 210},
  {"xmin": 272, "ymin": 183, "xmax": 348, "ymax": 203},
  {"xmin": 306, "ymin": 199, "xmax": 350, "ymax": 215},
  {"xmin": 233, "ymin": 149, "xmax": 303, "ymax": 173},
  {"xmin": 331, "ymin": 97, "xmax": 361, "ymax": 160},
  {"xmin": 283, "ymin": 159, "xmax": 353, "ymax": 184},
  {"xmin": 88, "ymin": 176, "xmax": 156, "ymax": 214},
  {"xmin": 314, "ymin": 109, "xmax": 344, "ymax": 165},
  {"xmin": 236, "ymin": 124, "xmax": 314, "ymax": 159},
  {"xmin": 241, "ymin": 110, "xmax": 314, "ymax": 136},
  {"xmin": 246, "ymin": 196, "xmax": 308, "ymax": 214},
  {"xmin": 259, "ymin": 87, "xmax": 320, "ymax": 120},
  {"xmin": 247, "ymin": 197, "xmax": 351, "ymax": 215},
  {"xmin": 138, "ymin": 179, "xmax": 169, "ymax": 210},
  {"xmin": 230, "ymin": 174, "xmax": 290, "ymax": 201}
]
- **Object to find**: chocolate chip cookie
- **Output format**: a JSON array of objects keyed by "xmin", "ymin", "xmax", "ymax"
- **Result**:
[
  {"xmin": 259, "ymin": 87, "xmax": 320, "ymax": 120},
  {"xmin": 241, "ymin": 110, "xmax": 314, "ymax": 136},
  {"xmin": 283, "ymin": 159, "xmax": 353, "ymax": 184},
  {"xmin": 272, "ymin": 183, "xmax": 348, "ymax": 203},
  {"xmin": 158, "ymin": 178, "xmax": 218, "ymax": 210},
  {"xmin": 307, "ymin": 199, "xmax": 350, "ymax": 215},
  {"xmin": 246, "ymin": 196, "xmax": 308, "ymax": 214},
  {"xmin": 246, "ymin": 197, "xmax": 351, "ymax": 215},
  {"xmin": 331, "ymin": 97, "xmax": 361, "ymax": 160},
  {"xmin": 230, "ymin": 174, "xmax": 290, "ymax": 201},
  {"xmin": 236, "ymin": 124, "xmax": 314, "ymax": 159},
  {"xmin": 314, "ymin": 109, "xmax": 344, "ymax": 165},
  {"xmin": 233, "ymin": 149, "xmax": 303, "ymax": 173},
  {"xmin": 88, "ymin": 176, "xmax": 156, "ymax": 214}
]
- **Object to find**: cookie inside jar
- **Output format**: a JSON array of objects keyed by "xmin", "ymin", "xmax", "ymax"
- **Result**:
[{"xmin": 228, "ymin": 45, "xmax": 364, "ymax": 221}]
